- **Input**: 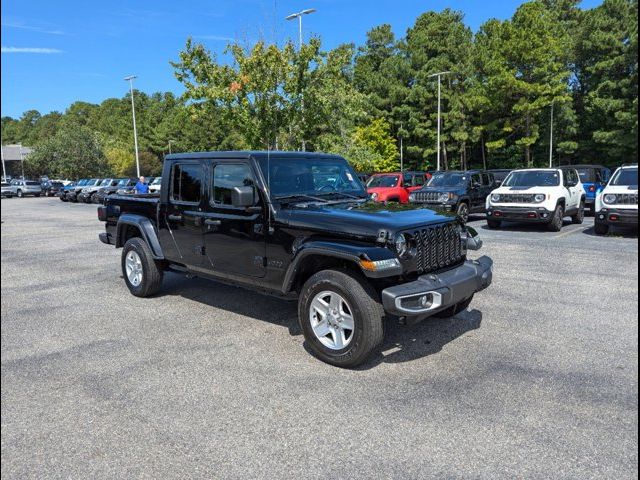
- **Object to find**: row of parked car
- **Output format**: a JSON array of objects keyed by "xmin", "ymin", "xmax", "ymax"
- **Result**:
[
  {"xmin": 364, "ymin": 164, "xmax": 638, "ymax": 234},
  {"xmin": 58, "ymin": 177, "xmax": 162, "ymax": 203}
]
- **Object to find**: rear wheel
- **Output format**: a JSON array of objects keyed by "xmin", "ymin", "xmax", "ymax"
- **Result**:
[
  {"xmin": 121, "ymin": 237, "xmax": 164, "ymax": 297},
  {"xmin": 571, "ymin": 200, "xmax": 585, "ymax": 224},
  {"xmin": 16, "ymin": 189, "xmax": 23, "ymax": 198},
  {"xmin": 547, "ymin": 204, "xmax": 564, "ymax": 232},
  {"xmin": 298, "ymin": 269, "xmax": 384, "ymax": 368},
  {"xmin": 487, "ymin": 218, "xmax": 502, "ymax": 229}
]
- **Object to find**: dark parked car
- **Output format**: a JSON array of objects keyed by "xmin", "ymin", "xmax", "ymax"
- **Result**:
[
  {"xmin": 408, "ymin": 170, "xmax": 496, "ymax": 222},
  {"xmin": 67, "ymin": 179, "xmax": 100, "ymax": 202},
  {"xmin": 43, "ymin": 181, "xmax": 65, "ymax": 197},
  {"xmin": 488, "ymin": 169, "xmax": 513, "ymax": 186},
  {"xmin": 98, "ymin": 151, "xmax": 492, "ymax": 368},
  {"xmin": 559, "ymin": 165, "xmax": 611, "ymax": 214},
  {"xmin": 59, "ymin": 181, "xmax": 80, "ymax": 202},
  {"xmin": 95, "ymin": 178, "xmax": 137, "ymax": 203}
]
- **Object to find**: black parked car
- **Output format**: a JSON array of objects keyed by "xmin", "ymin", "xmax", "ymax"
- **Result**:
[
  {"xmin": 94, "ymin": 178, "xmax": 137, "ymax": 203},
  {"xmin": 98, "ymin": 151, "xmax": 493, "ymax": 368},
  {"xmin": 43, "ymin": 181, "xmax": 65, "ymax": 197},
  {"xmin": 408, "ymin": 170, "xmax": 496, "ymax": 222}
]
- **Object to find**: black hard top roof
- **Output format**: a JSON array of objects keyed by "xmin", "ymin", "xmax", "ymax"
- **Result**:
[
  {"xmin": 165, "ymin": 151, "xmax": 344, "ymax": 161},
  {"xmin": 558, "ymin": 164, "xmax": 608, "ymax": 169}
]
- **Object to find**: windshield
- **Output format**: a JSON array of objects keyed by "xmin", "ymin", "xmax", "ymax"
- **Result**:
[
  {"xmin": 503, "ymin": 171, "xmax": 560, "ymax": 187},
  {"xmin": 367, "ymin": 175, "xmax": 399, "ymax": 188},
  {"xmin": 100, "ymin": 179, "xmax": 112, "ymax": 186},
  {"xmin": 610, "ymin": 167, "xmax": 638, "ymax": 187},
  {"xmin": 427, "ymin": 173, "xmax": 468, "ymax": 187},
  {"xmin": 116, "ymin": 178, "xmax": 129, "ymax": 186},
  {"xmin": 152, "ymin": 177, "xmax": 162, "ymax": 185},
  {"xmin": 258, "ymin": 156, "xmax": 366, "ymax": 198}
]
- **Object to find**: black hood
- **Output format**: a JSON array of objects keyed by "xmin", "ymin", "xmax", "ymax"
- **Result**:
[{"xmin": 276, "ymin": 201, "xmax": 456, "ymax": 240}]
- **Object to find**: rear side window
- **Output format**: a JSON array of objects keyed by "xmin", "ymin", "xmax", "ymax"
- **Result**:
[
  {"xmin": 171, "ymin": 163, "xmax": 202, "ymax": 203},
  {"xmin": 212, "ymin": 163, "xmax": 255, "ymax": 205}
]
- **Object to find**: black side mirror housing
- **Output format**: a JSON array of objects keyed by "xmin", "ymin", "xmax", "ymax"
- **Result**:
[{"xmin": 232, "ymin": 186, "xmax": 255, "ymax": 207}]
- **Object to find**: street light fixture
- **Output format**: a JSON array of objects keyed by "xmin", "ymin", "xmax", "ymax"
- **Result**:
[
  {"xmin": 285, "ymin": 8, "xmax": 316, "ymax": 49},
  {"xmin": 124, "ymin": 75, "xmax": 141, "ymax": 177},
  {"xmin": 427, "ymin": 71, "xmax": 451, "ymax": 171}
]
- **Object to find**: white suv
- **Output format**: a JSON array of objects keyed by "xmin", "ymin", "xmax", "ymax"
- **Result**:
[
  {"xmin": 486, "ymin": 168, "xmax": 585, "ymax": 231},
  {"xmin": 594, "ymin": 164, "xmax": 638, "ymax": 235}
]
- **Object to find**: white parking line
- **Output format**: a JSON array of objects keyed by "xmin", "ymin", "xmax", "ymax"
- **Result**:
[{"xmin": 553, "ymin": 225, "xmax": 589, "ymax": 239}]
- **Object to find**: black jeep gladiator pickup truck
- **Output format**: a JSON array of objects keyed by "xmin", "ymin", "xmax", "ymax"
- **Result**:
[{"xmin": 98, "ymin": 151, "xmax": 493, "ymax": 367}]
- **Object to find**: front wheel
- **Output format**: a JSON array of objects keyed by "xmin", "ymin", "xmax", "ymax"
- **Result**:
[
  {"xmin": 594, "ymin": 222, "xmax": 609, "ymax": 235},
  {"xmin": 456, "ymin": 202, "xmax": 470, "ymax": 223},
  {"xmin": 571, "ymin": 201, "xmax": 585, "ymax": 224},
  {"xmin": 547, "ymin": 204, "xmax": 564, "ymax": 232},
  {"xmin": 16, "ymin": 190, "xmax": 23, "ymax": 198},
  {"xmin": 298, "ymin": 269, "xmax": 384, "ymax": 368},
  {"xmin": 121, "ymin": 237, "xmax": 164, "ymax": 297}
]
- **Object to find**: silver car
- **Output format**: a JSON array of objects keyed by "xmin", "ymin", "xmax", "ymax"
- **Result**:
[
  {"xmin": 10, "ymin": 180, "xmax": 43, "ymax": 198},
  {"xmin": 1, "ymin": 182, "xmax": 14, "ymax": 198}
]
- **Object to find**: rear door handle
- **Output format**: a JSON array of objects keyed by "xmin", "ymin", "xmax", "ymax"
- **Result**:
[
  {"xmin": 168, "ymin": 214, "xmax": 183, "ymax": 222},
  {"xmin": 205, "ymin": 219, "xmax": 221, "ymax": 226}
]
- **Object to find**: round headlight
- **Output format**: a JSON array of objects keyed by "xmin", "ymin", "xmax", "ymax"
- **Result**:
[
  {"xmin": 438, "ymin": 192, "xmax": 450, "ymax": 203},
  {"xmin": 603, "ymin": 194, "xmax": 617, "ymax": 204},
  {"xmin": 491, "ymin": 194, "xmax": 501, "ymax": 202},
  {"xmin": 534, "ymin": 194, "xmax": 546, "ymax": 203},
  {"xmin": 370, "ymin": 192, "xmax": 378, "ymax": 201},
  {"xmin": 395, "ymin": 233, "xmax": 408, "ymax": 257},
  {"xmin": 408, "ymin": 193, "xmax": 416, "ymax": 202}
]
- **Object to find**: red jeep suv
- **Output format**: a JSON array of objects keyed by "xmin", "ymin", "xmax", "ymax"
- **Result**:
[{"xmin": 367, "ymin": 171, "xmax": 429, "ymax": 203}]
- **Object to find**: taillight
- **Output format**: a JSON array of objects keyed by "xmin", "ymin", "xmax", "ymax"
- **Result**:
[{"xmin": 97, "ymin": 206, "xmax": 107, "ymax": 221}]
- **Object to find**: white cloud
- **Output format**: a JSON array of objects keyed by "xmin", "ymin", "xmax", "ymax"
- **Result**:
[
  {"xmin": 1, "ymin": 21, "xmax": 66, "ymax": 35},
  {"xmin": 1, "ymin": 46, "xmax": 64, "ymax": 54}
]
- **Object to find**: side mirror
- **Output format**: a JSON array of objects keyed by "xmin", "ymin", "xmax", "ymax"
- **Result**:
[{"xmin": 232, "ymin": 186, "xmax": 255, "ymax": 207}]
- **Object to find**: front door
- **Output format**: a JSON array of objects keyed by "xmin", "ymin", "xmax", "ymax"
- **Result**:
[
  {"xmin": 159, "ymin": 161, "xmax": 205, "ymax": 267},
  {"xmin": 564, "ymin": 169, "xmax": 582, "ymax": 210},
  {"xmin": 202, "ymin": 161, "xmax": 266, "ymax": 278}
]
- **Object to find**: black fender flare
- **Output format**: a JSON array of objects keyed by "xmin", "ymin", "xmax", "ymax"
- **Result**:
[
  {"xmin": 116, "ymin": 214, "xmax": 164, "ymax": 259},
  {"xmin": 282, "ymin": 240, "xmax": 402, "ymax": 293}
]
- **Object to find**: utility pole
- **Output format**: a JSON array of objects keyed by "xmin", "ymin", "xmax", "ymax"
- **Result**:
[
  {"xmin": 285, "ymin": 8, "xmax": 316, "ymax": 50},
  {"xmin": 549, "ymin": 101, "xmax": 554, "ymax": 168},
  {"xmin": 399, "ymin": 123, "xmax": 404, "ymax": 172},
  {"xmin": 124, "ymin": 75, "xmax": 141, "ymax": 177},
  {"xmin": 19, "ymin": 143, "xmax": 25, "ymax": 179},
  {"xmin": 428, "ymin": 71, "xmax": 451, "ymax": 171}
]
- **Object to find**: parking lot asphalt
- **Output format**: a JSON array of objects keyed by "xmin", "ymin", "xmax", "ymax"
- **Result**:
[{"xmin": 1, "ymin": 197, "xmax": 638, "ymax": 479}]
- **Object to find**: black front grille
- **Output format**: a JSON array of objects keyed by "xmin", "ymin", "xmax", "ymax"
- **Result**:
[
  {"xmin": 612, "ymin": 193, "xmax": 638, "ymax": 205},
  {"xmin": 413, "ymin": 191, "xmax": 442, "ymax": 203},
  {"xmin": 499, "ymin": 193, "xmax": 536, "ymax": 203},
  {"xmin": 411, "ymin": 222, "xmax": 465, "ymax": 274}
]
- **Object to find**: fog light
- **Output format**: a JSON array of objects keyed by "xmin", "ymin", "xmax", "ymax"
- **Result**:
[
  {"xmin": 420, "ymin": 294, "xmax": 433, "ymax": 309},
  {"xmin": 542, "ymin": 213, "xmax": 549, "ymax": 218},
  {"xmin": 599, "ymin": 214, "xmax": 605, "ymax": 220}
]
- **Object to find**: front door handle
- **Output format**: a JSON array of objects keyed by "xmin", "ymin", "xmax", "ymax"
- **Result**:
[
  {"xmin": 204, "ymin": 219, "xmax": 221, "ymax": 226},
  {"xmin": 168, "ymin": 214, "xmax": 183, "ymax": 222}
]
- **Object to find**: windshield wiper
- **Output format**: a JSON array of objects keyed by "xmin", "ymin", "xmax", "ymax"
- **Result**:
[
  {"xmin": 319, "ymin": 191, "xmax": 367, "ymax": 200},
  {"xmin": 274, "ymin": 194, "xmax": 329, "ymax": 203}
]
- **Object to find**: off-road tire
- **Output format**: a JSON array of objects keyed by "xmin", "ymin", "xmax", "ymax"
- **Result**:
[
  {"xmin": 298, "ymin": 269, "xmax": 384, "ymax": 368},
  {"xmin": 456, "ymin": 202, "xmax": 470, "ymax": 223},
  {"xmin": 547, "ymin": 204, "xmax": 564, "ymax": 232},
  {"xmin": 121, "ymin": 237, "xmax": 164, "ymax": 297},
  {"xmin": 16, "ymin": 190, "xmax": 23, "ymax": 198},
  {"xmin": 594, "ymin": 222, "xmax": 609, "ymax": 235},
  {"xmin": 571, "ymin": 200, "xmax": 585, "ymax": 224}
]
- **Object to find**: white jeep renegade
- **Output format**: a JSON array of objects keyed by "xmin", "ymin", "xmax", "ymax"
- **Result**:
[
  {"xmin": 485, "ymin": 168, "xmax": 585, "ymax": 232},
  {"xmin": 594, "ymin": 164, "xmax": 638, "ymax": 235}
]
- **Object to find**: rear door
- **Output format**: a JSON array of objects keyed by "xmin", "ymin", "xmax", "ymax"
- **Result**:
[
  {"xmin": 201, "ymin": 160, "xmax": 266, "ymax": 278},
  {"xmin": 160, "ymin": 161, "xmax": 205, "ymax": 267}
]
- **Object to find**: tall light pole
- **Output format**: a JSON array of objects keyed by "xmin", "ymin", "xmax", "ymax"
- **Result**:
[
  {"xmin": 428, "ymin": 71, "xmax": 450, "ymax": 171},
  {"xmin": 168, "ymin": 140, "xmax": 175, "ymax": 155},
  {"xmin": 285, "ymin": 8, "xmax": 316, "ymax": 49},
  {"xmin": 399, "ymin": 123, "xmax": 404, "ymax": 172},
  {"xmin": 1, "ymin": 142, "xmax": 6, "ymax": 182},
  {"xmin": 124, "ymin": 75, "xmax": 141, "ymax": 177},
  {"xmin": 19, "ymin": 143, "xmax": 25, "ymax": 179},
  {"xmin": 549, "ymin": 100, "xmax": 554, "ymax": 168}
]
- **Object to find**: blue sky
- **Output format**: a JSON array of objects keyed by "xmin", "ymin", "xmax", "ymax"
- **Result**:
[{"xmin": 1, "ymin": 0, "xmax": 602, "ymax": 118}]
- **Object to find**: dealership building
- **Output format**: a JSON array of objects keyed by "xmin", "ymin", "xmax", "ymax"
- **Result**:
[{"xmin": 1, "ymin": 144, "xmax": 32, "ymax": 179}]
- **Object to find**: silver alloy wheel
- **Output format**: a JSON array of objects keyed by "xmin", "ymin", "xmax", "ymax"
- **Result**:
[
  {"xmin": 309, "ymin": 290, "xmax": 355, "ymax": 350},
  {"xmin": 125, "ymin": 250, "xmax": 143, "ymax": 287}
]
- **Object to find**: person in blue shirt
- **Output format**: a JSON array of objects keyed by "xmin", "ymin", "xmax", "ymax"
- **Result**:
[{"xmin": 134, "ymin": 176, "xmax": 149, "ymax": 194}]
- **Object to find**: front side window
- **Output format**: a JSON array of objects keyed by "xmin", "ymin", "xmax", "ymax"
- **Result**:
[
  {"xmin": 171, "ymin": 163, "xmax": 202, "ymax": 203},
  {"xmin": 212, "ymin": 163, "xmax": 255, "ymax": 205},
  {"xmin": 367, "ymin": 175, "xmax": 400, "ymax": 188}
]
